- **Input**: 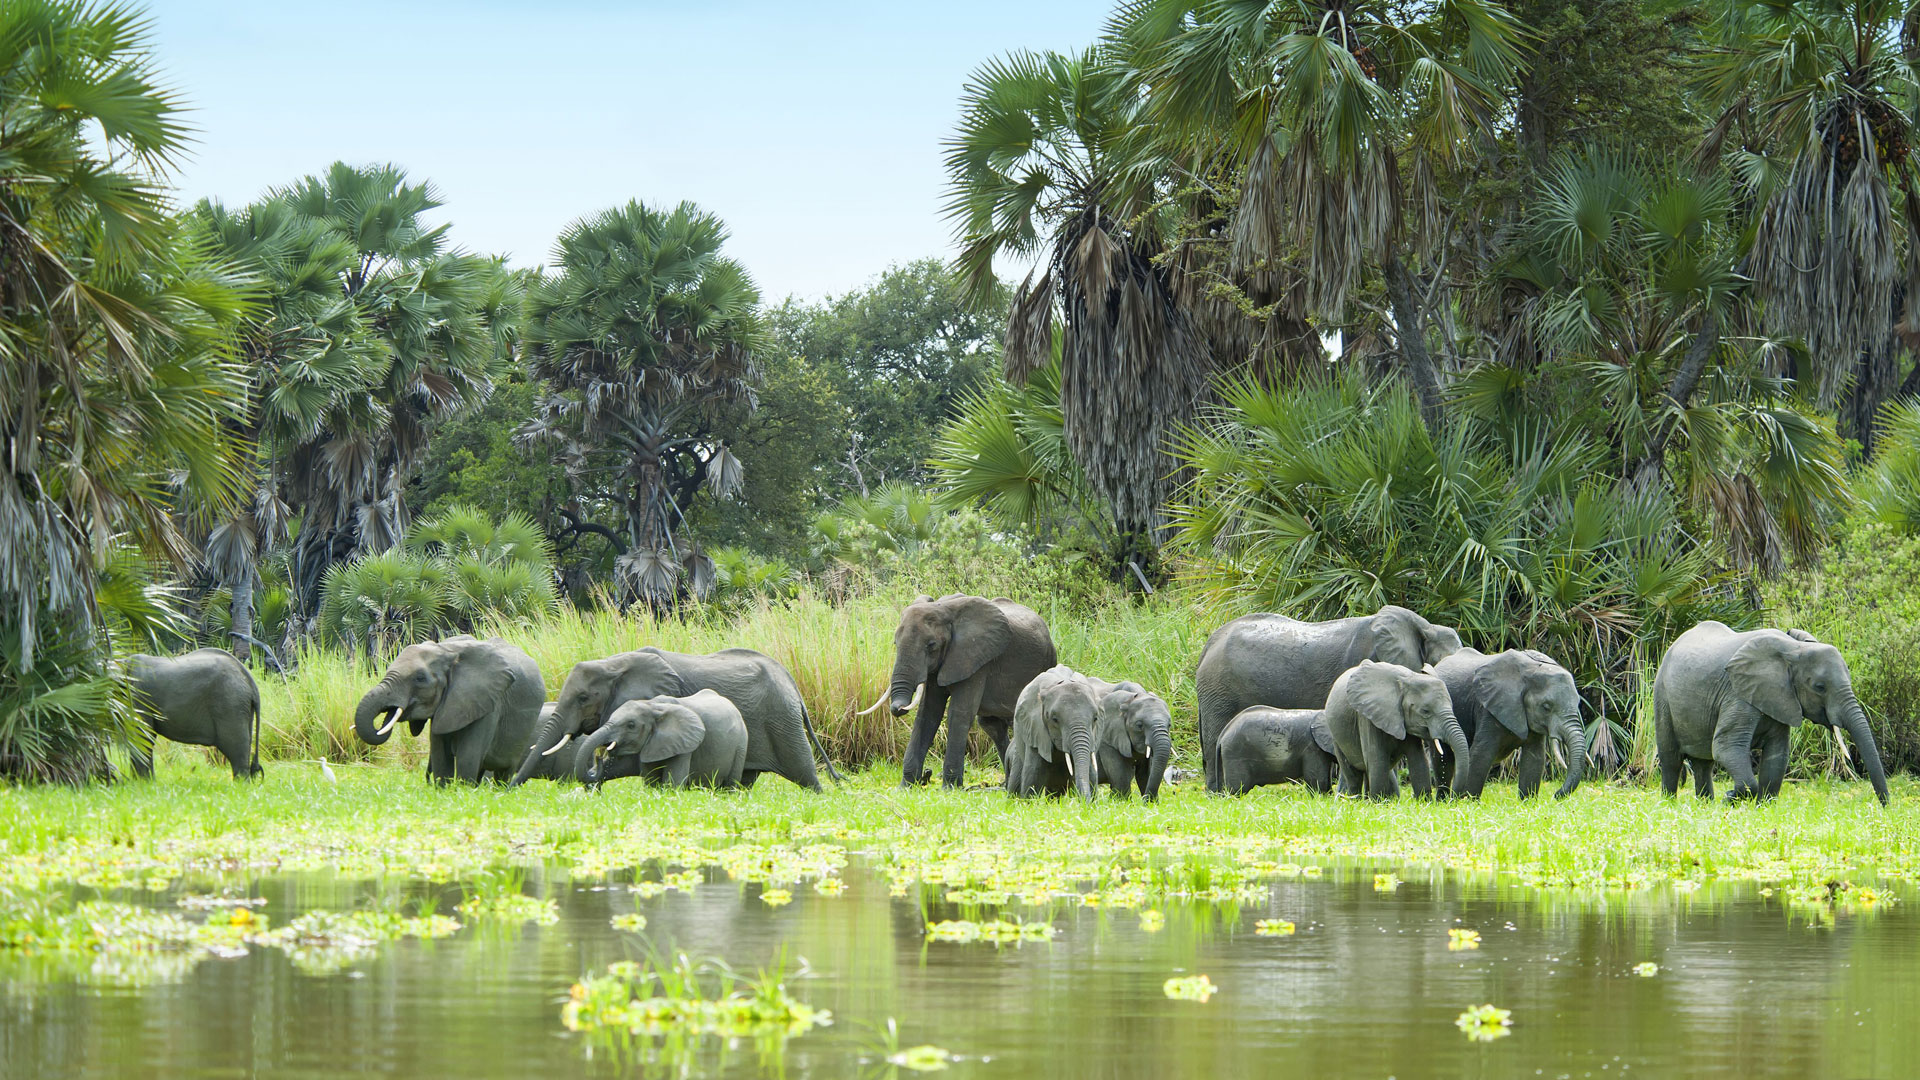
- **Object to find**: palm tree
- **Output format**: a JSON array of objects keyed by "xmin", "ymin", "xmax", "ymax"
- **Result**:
[
  {"xmin": 0, "ymin": 1, "xmax": 252, "ymax": 778},
  {"xmin": 1698, "ymin": 0, "xmax": 1920, "ymax": 452},
  {"xmin": 520, "ymin": 200, "xmax": 762, "ymax": 605},
  {"xmin": 945, "ymin": 47, "xmax": 1210, "ymax": 573},
  {"xmin": 1123, "ymin": 0, "xmax": 1530, "ymax": 428}
]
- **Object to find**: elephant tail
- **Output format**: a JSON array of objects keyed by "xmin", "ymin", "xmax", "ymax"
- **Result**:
[
  {"xmin": 802, "ymin": 703, "xmax": 843, "ymax": 786},
  {"xmin": 249, "ymin": 687, "xmax": 262, "ymax": 777}
]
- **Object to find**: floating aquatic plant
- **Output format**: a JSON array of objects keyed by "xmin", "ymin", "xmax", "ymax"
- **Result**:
[
  {"xmin": 1455, "ymin": 1004, "xmax": 1512, "ymax": 1041},
  {"xmin": 1374, "ymin": 873, "xmax": 1403, "ymax": 892},
  {"xmin": 760, "ymin": 888, "xmax": 793, "ymax": 907},
  {"xmin": 1164, "ymin": 974, "xmax": 1216, "ymax": 1002},
  {"xmin": 1447, "ymin": 928, "xmax": 1482, "ymax": 950},
  {"xmin": 888, "ymin": 1044, "xmax": 957, "ymax": 1072},
  {"xmin": 924, "ymin": 918, "xmax": 1055, "ymax": 944},
  {"xmin": 1634, "ymin": 962, "xmax": 1659, "ymax": 976},
  {"xmin": 1138, "ymin": 910, "xmax": 1165, "ymax": 932},
  {"xmin": 611, "ymin": 913, "xmax": 647, "ymax": 932},
  {"xmin": 561, "ymin": 951, "xmax": 829, "ymax": 1050},
  {"xmin": 1254, "ymin": 919, "xmax": 1295, "ymax": 936}
]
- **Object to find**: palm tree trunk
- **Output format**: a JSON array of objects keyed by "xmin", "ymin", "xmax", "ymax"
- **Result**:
[
  {"xmin": 1383, "ymin": 251, "xmax": 1445, "ymax": 430},
  {"xmin": 229, "ymin": 566, "xmax": 254, "ymax": 663},
  {"xmin": 1633, "ymin": 312, "xmax": 1721, "ymax": 483}
]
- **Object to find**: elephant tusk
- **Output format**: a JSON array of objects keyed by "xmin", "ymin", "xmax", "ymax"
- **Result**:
[
  {"xmin": 541, "ymin": 732, "xmax": 572, "ymax": 757},
  {"xmin": 906, "ymin": 683, "xmax": 925, "ymax": 711},
  {"xmin": 854, "ymin": 690, "xmax": 890, "ymax": 717},
  {"xmin": 375, "ymin": 709, "xmax": 401, "ymax": 737},
  {"xmin": 1065, "ymin": 753, "xmax": 1073, "ymax": 776}
]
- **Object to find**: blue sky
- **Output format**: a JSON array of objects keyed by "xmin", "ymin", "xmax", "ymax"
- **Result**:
[{"xmin": 147, "ymin": 1, "xmax": 1110, "ymax": 301}]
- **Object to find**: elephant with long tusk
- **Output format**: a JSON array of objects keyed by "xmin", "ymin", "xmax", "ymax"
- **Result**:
[{"xmin": 880, "ymin": 594, "xmax": 1057, "ymax": 788}]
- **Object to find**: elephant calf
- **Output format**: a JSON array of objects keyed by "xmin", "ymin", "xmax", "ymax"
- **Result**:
[
  {"xmin": 127, "ymin": 649, "xmax": 262, "ymax": 780},
  {"xmin": 1217, "ymin": 706, "xmax": 1336, "ymax": 795},
  {"xmin": 581, "ymin": 690, "xmax": 749, "ymax": 789},
  {"xmin": 1431, "ymin": 647, "xmax": 1588, "ymax": 800},
  {"xmin": 1007, "ymin": 665, "xmax": 1105, "ymax": 802},
  {"xmin": 1654, "ymin": 622, "xmax": 1888, "ymax": 805},
  {"xmin": 1324, "ymin": 660, "xmax": 1468, "ymax": 799},
  {"xmin": 1093, "ymin": 681, "xmax": 1173, "ymax": 801}
]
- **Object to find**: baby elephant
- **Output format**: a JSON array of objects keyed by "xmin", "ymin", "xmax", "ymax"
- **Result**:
[
  {"xmin": 126, "ymin": 649, "xmax": 262, "ymax": 780},
  {"xmin": 578, "ymin": 690, "xmax": 748, "ymax": 789},
  {"xmin": 1094, "ymin": 681, "xmax": 1174, "ymax": 800},
  {"xmin": 1324, "ymin": 659, "xmax": 1468, "ymax": 799},
  {"xmin": 1217, "ymin": 706, "xmax": 1336, "ymax": 794}
]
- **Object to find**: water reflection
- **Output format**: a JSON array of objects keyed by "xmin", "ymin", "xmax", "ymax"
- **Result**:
[{"xmin": 2, "ymin": 865, "xmax": 1915, "ymax": 1079}]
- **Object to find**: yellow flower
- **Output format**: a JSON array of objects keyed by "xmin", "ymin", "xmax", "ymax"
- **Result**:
[{"xmin": 227, "ymin": 908, "xmax": 255, "ymax": 928}]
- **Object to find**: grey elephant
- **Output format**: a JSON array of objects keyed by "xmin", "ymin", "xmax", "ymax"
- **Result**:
[
  {"xmin": 1431, "ymin": 647, "xmax": 1588, "ymax": 800},
  {"xmin": 1195, "ymin": 606, "xmax": 1463, "ymax": 792},
  {"xmin": 354, "ymin": 635, "xmax": 545, "ymax": 785},
  {"xmin": 1323, "ymin": 660, "xmax": 1468, "ymax": 799},
  {"xmin": 577, "ymin": 690, "xmax": 748, "ymax": 789},
  {"xmin": 860, "ymin": 594, "xmax": 1056, "ymax": 789},
  {"xmin": 511, "ymin": 704, "xmax": 596, "ymax": 782},
  {"xmin": 1006, "ymin": 665, "xmax": 1106, "ymax": 801},
  {"xmin": 511, "ymin": 647, "xmax": 837, "ymax": 790},
  {"xmin": 126, "ymin": 649, "xmax": 262, "ymax": 780},
  {"xmin": 1216, "ymin": 706, "xmax": 1335, "ymax": 795},
  {"xmin": 1654, "ymin": 622, "xmax": 1888, "ymax": 805},
  {"xmin": 1094, "ymin": 681, "xmax": 1174, "ymax": 800}
]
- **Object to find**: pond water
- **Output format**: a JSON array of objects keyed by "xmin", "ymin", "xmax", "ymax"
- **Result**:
[{"xmin": 3, "ymin": 861, "xmax": 1915, "ymax": 1080}]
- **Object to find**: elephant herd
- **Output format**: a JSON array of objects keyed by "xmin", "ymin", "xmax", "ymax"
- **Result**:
[{"xmin": 120, "ymin": 593, "xmax": 1891, "ymax": 807}]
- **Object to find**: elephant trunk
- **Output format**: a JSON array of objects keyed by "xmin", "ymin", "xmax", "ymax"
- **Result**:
[
  {"xmin": 1438, "ymin": 710, "xmax": 1469, "ymax": 794},
  {"xmin": 353, "ymin": 680, "xmax": 402, "ymax": 747},
  {"xmin": 577, "ymin": 724, "xmax": 620, "ymax": 786},
  {"xmin": 509, "ymin": 706, "xmax": 572, "ymax": 787},
  {"xmin": 1144, "ymin": 728, "xmax": 1173, "ymax": 802},
  {"xmin": 1552, "ymin": 713, "xmax": 1587, "ymax": 800},
  {"xmin": 888, "ymin": 659, "xmax": 927, "ymax": 716},
  {"xmin": 1840, "ymin": 691, "xmax": 1890, "ymax": 807},
  {"xmin": 1069, "ymin": 726, "xmax": 1096, "ymax": 803}
]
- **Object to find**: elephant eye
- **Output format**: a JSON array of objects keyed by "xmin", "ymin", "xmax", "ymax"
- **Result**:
[{"xmin": 1813, "ymin": 681, "xmax": 1827, "ymax": 692}]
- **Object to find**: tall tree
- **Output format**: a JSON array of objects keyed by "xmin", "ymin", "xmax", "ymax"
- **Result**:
[
  {"xmin": 946, "ymin": 47, "xmax": 1210, "ymax": 573},
  {"xmin": 1125, "ymin": 0, "xmax": 1530, "ymax": 428},
  {"xmin": 1699, "ymin": 0, "xmax": 1920, "ymax": 453},
  {"xmin": 520, "ymin": 200, "xmax": 763, "ymax": 604}
]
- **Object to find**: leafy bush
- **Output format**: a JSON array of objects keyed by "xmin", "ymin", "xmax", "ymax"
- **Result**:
[
  {"xmin": 1171, "ymin": 372, "xmax": 1752, "ymax": 768},
  {"xmin": 1859, "ymin": 398, "xmax": 1920, "ymax": 534},
  {"xmin": 1767, "ymin": 520, "xmax": 1920, "ymax": 777}
]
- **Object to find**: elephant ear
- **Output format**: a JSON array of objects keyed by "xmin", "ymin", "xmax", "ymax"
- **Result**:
[
  {"xmin": 937, "ymin": 596, "xmax": 1012, "ymax": 686},
  {"xmin": 1728, "ymin": 634, "xmax": 1805, "ymax": 727},
  {"xmin": 641, "ymin": 703, "xmax": 707, "ymax": 762},
  {"xmin": 1014, "ymin": 680, "xmax": 1052, "ymax": 762},
  {"xmin": 1785, "ymin": 628, "xmax": 1819, "ymax": 643},
  {"xmin": 1368, "ymin": 609, "xmax": 1424, "ymax": 669},
  {"xmin": 1096, "ymin": 686, "xmax": 1140, "ymax": 758},
  {"xmin": 1308, "ymin": 713, "xmax": 1338, "ymax": 757},
  {"xmin": 437, "ymin": 643, "xmax": 517, "ymax": 735},
  {"xmin": 1347, "ymin": 660, "xmax": 1407, "ymax": 740},
  {"xmin": 623, "ymin": 650, "xmax": 690, "ymax": 701},
  {"xmin": 1420, "ymin": 622, "xmax": 1462, "ymax": 663},
  {"xmin": 1472, "ymin": 653, "xmax": 1533, "ymax": 739}
]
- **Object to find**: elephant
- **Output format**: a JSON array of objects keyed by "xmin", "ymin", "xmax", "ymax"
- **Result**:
[
  {"xmin": 511, "ymin": 646, "xmax": 837, "ymax": 790},
  {"xmin": 1322, "ymin": 660, "xmax": 1468, "ymax": 799},
  {"xmin": 578, "ymin": 690, "xmax": 749, "ymax": 789},
  {"xmin": 126, "ymin": 649, "xmax": 262, "ymax": 780},
  {"xmin": 511, "ymin": 704, "xmax": 595, "ymax": 782},
  {"xmin": 1653, "ymin": 622, "xmax": 1889, "ymax": 805},
  {"xmin": 1430, "ymin": 647, "xmax": 1588, "ymax": 800},
  {"xmin": 1093, "ymin": 681, "xmax": 1174, "ymax": 800},
  {"xmin": 1006, "ymin": 665, "xmax": 1105, "ymax": 801},
  {"xmin": 860, "ymin": 594, "xmax": 1057, "ymax": 789},
  {"xmin": 353, "ymin": 635, "xmax": 545, "ymax": 785},
  {"xmin": 1216, "ymin": 706, "xmax": 1336, "ymax": 795},
  {"xmin": 1195, "ymin": 606, "xmax": 1463, "ymax": 792}
]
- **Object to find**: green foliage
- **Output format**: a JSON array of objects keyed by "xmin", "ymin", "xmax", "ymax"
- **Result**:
[
  {"xmin": 408, "ymin": 376, "xmax": 553, "ymax": 524},
  {"xmin": 1767, "ymin": 520, "xmax": 1920, "ymax": 777},
  {"xmin": 1859, "ymin": 398, "xmax": 1920, "ymax": 533},
  {"xmin": 317, "ymin": 509, "xmax": 557, "ymax": 653},
  {"xmin": 930, "ymin": 355, "xmax": 1101, "ymax": 538},
  {"xmin": 707, "ymin": 548, "xmax": 800, "ymax": 608},
  {"xmin": 1172, "ymin": 372, "xmax": 1750, "ymax": 762}
]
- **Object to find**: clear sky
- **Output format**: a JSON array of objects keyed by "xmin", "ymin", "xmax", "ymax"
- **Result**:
[{"xmin": 147, "ymin": 1, "xmax": 1110, "ymax": 302}]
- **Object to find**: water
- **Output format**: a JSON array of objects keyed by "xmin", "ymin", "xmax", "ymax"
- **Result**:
[{"xmin": 4, "ymin": 864, "xmax": 1916, "ymax": 1079}]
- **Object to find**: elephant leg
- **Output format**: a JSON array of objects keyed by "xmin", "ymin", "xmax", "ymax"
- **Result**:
[
  {"xmin": 1134, "ymin": 759, "xmax": 1150, "ymax": 798},
  {"xmin": 215, "ymin": 723, "xmax": 253, "ymax": 781},
  {"xmin": 979, "ymin": 716, "xmax": 1011, "ymax": 769},
  {"xmin": 665, "ymin": 755, "xmax": 693, "ymax": 788},
  {"xmin": 1711, "ymin": 706, "xmax": 1764, "ymax": 801},
  {"xmin": 1755, "ymin": 721, "xmax": 1791, "ymax": 800},
  {"xmin": 1304, "ymin": 753, "xmax": 1331, "ymax": 794},
  {"xmin": 452, "ymin": 734, "xmax": 486, "ymax": 785},
  {"xmin": 898, "ymin": 687, "xmax": 949, "ymax": 787},
  {"xmin": 1405, "ymin": 745, "xmax": 1433, "ymax": 798},
  {"xmin": 1515, "ymin": 739, "xmax": 1545, "ymax": 800},
  {"xmin": 938, "ymin": 680, "xmax": 986, "ymax": 789},
  {"xmin": 1688, "ymin": 757, "xmax": 1714, "ymax": 799},
  {"xmin": 1335, "ymin": 755, "xmax": 1365, "ymax": 796},
  {"xmin": 740, "ymin": 769, "xmax": 762, "ymax": 788},
  {"xmin": 1655, "ymin": 700, "xmax": 1684, "ymax": 798},
  {"xmin": 427, "ymin": 734, "xmax": 454, "ymax": 785}
]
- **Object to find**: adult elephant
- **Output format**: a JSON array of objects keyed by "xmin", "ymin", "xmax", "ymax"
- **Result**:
[
  {"xmin": 512, "ymin": 704, "xmax": 594, "ymax": 783},
  {"xmin": 858, "ymin": 594, "xmax": 1056, "ymax": 789},
  {"xmin": 1654, "ymin": 622, "xmax": 1888, "ymax": 805},
  {"xmin": 579, "ymin": 690, "xmax": 748, "ymax": 789},
  {"xmin": 1006, "ymin": 665, "xmax": 1105, "ymax": 802},
  {"xmin": 1431, "ymin": 647, "xmax": 1588, "ymax": 800},
  {"xmin": 1195, "ymin": 606, "xmax": 1463, "ymax": 792},
  {"xmin": 354, "ymin": 635, "xmax": 545, "ymax": 785},
  {"xmin": 126, "ymin": 649, "xmax": 261, "ymax": 780},
  {"xmin": 511, "ymin": 647, "xmax": 837, "ymax": 790},
  {"xmin": 1323, "ymin": 660, "xmax": 1467, "ymax": 799}
]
